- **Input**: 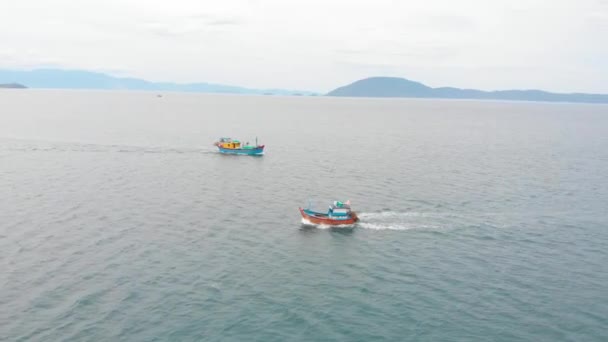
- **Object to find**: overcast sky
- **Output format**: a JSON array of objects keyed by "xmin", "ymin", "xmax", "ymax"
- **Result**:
[{"xmin": 1, "ymin": 0, "xmax": 607, "ymax": 92}]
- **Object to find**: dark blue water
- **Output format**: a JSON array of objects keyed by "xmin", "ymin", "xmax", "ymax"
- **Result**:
[{"xmin": 1, "ymin": 91, "xmax": 607, "ymax": 341}]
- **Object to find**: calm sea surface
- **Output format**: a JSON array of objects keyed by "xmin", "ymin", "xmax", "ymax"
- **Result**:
[{"xmin": 1, "ymin": 90, "xmax": 607, "ymax": 341}]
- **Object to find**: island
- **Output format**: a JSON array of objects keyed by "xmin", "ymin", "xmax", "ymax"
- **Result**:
[
  {"xmin": 0, "ymin": 69, "xmax": 317, "ymax": 96},
  {"xmin": 0, "ymin": 83, "xmax": 27, "ymax": 89},
  {"xmin": 326, "ymin": 77, "xmax": 608, "ymax": 104}
]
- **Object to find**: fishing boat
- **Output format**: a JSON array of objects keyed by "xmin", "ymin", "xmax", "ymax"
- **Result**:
[
  {"xmin": 299, "ymin": 200, "xmax": 359, "ymax": 226},
  {"xmin": 214, "ymin": 137, "xmax": 264, "ymax": 156}
]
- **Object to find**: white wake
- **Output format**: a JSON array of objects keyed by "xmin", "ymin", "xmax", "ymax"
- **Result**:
[{"xmin": 356, "ymin": 211, "xmax": 441, "ymax": 231}]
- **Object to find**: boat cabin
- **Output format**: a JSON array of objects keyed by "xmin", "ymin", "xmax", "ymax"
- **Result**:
[
  {"xmin": 218, "ymin": 137, "xmax": 242, "ymax": 149},
  {"xmin": 328, "ymin": 201, "xmax": 352, "ymax": 217}
]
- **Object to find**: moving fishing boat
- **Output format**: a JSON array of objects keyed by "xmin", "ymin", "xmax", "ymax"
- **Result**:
[
  {"xmin": 214, "ymin": 137, "xmax": 264, "ymax": 155},
  {"xmin": 299, "ymin": 200, "xmax": 359, "ymax": 226}
]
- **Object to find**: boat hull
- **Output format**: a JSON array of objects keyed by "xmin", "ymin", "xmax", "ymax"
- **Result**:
[
  {"xmin": 217, "ymin": 145, "xmax": 264, "ymax": 155},
  {"xmin": 299, "ymin": 207, "xmax": 359, "ymax": 226}
]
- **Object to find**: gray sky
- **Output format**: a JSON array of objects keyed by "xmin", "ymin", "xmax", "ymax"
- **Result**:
[{"xmin": 1, "ymin": 0, "xmax": 607, "ymax": 92}]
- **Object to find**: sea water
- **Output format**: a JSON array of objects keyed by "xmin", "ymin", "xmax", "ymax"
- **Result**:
[{"xmin": 1, "ymin": 90, "xmax": 607, "ymax": 341}]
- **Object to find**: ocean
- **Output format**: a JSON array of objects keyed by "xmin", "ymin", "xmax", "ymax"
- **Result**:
[{"xmin": 1, "ymin": 90, "xmax": 607, "ymax": 341}]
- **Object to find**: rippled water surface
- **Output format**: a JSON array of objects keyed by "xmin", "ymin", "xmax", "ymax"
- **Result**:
[{"xmin": 1, "ymin": 90, "xmax": 608, "ymax": 341}]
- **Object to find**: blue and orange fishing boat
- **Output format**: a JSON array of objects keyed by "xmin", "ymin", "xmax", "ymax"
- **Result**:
[
  {"xmin": 299, "ymin": 200, "xmax": 359, "ymax": 226},
  {"xmin": 214, "ymin": 137, "xmax": 265, "ymax": 156}
]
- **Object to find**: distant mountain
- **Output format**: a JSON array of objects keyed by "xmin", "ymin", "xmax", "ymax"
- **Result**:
[
  {"xmin": 0, "ymin": 82, "xmax": 27, "ymax": 89},
  {"xmin": 0, "ymin": 69, "xmax": 318, "ymax": 96},
  {"xmin": 327, "ymin": 77, "xmax": 608, "ymax": 104}
]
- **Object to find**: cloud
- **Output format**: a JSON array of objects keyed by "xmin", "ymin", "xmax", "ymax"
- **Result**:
[
  {"xmin": 205, "ymin": 18, "xmax": 242, "ymax": 26},
  {"xmin": 140, "ymin": 14, "xmax": 244, "ymax": 37},
  {"xmin": 185, "ymin": 13, "xmax": 244, "ymax": 26},
  {"xmin": 0, "ymin": 47, "xmax": 63, "ymax": 69},
  {"xmin": 414, "ymin": 14, "xmax": 478, "ymax": 32}
]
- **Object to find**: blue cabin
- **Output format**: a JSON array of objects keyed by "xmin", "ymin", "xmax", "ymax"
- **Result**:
[{"xmin": 328, "ymin": 201, "xmax": 352, "ymax": 218}]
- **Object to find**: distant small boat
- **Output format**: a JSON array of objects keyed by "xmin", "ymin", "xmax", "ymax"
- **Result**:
[
  {"xmin": 214, "ymin": 137, "xmax": 264, "ymax": 156},
  {"xmin": 300, "ymin": 200, "xmax": 359, "ymax": 226}
]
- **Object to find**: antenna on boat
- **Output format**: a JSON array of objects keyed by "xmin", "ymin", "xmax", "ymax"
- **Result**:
[{"xmin": 256, "ymin": 136, "xmax": 258, "ymax": 146}]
